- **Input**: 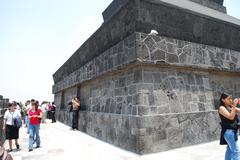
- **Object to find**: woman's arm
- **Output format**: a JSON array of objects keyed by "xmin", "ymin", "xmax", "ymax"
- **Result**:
[
  {"xmin": 2, "ymin": 119, "xmax": 6, "ymax": 130},
  {"xmin": 3, "ymin": 111, "xmax": 7, "ymax": 130},
  {"xmin": 219, "ymin": 105, "xmax": 237, "ymax": 120},
  {"xmin": 235, "ymin": 107, "xmax": 240, "ymax": 113},
  {"xmin": 38, "ymin": 112, "xmax": 43, "ymax": 119}
]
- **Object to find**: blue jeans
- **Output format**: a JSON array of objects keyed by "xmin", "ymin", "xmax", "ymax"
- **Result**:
[
  {"xmin": 25, "ymin": 116, "xmax": 30, "ymax": 133},
  {"xmin": 29, "ymin": 124, "xmax": 40, "ymax": 149},
  {"xmin": 224, "ymin": 129, "xmax": 240, "ymax": 160}
]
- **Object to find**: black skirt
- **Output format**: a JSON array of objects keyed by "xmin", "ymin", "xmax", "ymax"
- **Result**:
[{"xmin": 5, "ymin": 125, "xmax": 19, "ymax": 140}]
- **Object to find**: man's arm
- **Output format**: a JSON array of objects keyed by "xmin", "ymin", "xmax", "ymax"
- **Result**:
[{"xmin": 72, "ymin": 100, "xmax": 80, "ymax": 107}]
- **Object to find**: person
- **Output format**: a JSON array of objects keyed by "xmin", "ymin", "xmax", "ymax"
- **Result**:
[
  {"xmin": 12, "ymin": 101, "xmax": 21, "ymax": 114},
  {"xmin": 40, "ymin": 101, "xmax": 47, "ymax": 123},
  {"xmin": 71, "ymin": 97, "xmax": 80, "ymax": 130},
  {"xmin": 51, "ymin": 102, "xmax": 56, "ymax": 123},
  {"xmin": 218, "ymin": 93, "xmax": 240, "ymax": 160},
  {"xmin": 47, "ymin": 102, "xmax": 52, "ymax": 119},
  {"xmin": 28, "ymin": 102, "xmax": 42, "ymax": 152},
  {"xmin": 0, "ymin": 143, "xmax": 13, "ymax": 160},
  {"xmin": 2, "ymin": 103, "xmax": 21, "ymax": 152},
  {"xmin": 24, "ymin": 100, "xmax": 32, "ymax": 134}
]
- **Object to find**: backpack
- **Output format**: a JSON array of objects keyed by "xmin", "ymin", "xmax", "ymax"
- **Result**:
[
  {"xmin": 13, "ymin": 117, "xmax": 22, "ymax": 128},
  {"xmin": 0, "ymin": 146, "xmax": 13, "ymax": 160}
]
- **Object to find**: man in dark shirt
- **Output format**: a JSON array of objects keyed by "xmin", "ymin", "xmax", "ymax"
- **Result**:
[{"xmin": 71, "ymin": 97, "xmax": 80, "ymax": 130}]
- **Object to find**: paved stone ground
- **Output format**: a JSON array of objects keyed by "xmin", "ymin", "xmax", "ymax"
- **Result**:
[{"xmin": 4, "ymin": 120, "xmax": 228, "ymax": 160}]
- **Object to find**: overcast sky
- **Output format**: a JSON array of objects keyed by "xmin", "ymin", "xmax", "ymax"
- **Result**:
[{"xmin": 0, "ymin": 0, "xmax": 239, "ymax": 103}]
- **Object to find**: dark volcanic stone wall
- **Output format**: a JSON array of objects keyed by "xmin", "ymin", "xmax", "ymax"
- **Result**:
[
  {"xmin": 0, "ymin": 95, "xmax": 9, "ymax": 145},
  {"xmin": 53, "ymin": 0, "xmax": 240, "ymax": 85},
  {"xmin": 54, "ymin": 32, "xmax": 240, "ymax": 154},
  {"xmin": 53, "ymin": 0, "xmax": 240, "ymax": 155},
  {"xmin": 55, "ymin": 109, "xmax": 219, "ymax": 154}
]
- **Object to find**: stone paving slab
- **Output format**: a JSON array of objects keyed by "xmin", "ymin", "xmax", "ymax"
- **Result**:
[{"xmin": 4, "ymin": 120, "xmax": 228, "ymax": 160}]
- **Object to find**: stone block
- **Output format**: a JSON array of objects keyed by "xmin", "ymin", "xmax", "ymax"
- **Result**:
[
  {"xmin": 151, "ymin": 49, "xmax": 166, "ymax": 61},
  {"xmin": 137, "ymin": 41, "xmax": 150, "ymax": 60},
  {"xmin": 157, "ymin": 105, "xmax": 171, "ymax": 114},
  {"xmin": 169, "ymin": 100, "xmax": 182, "ymax": 113},
  {"xmin": 143, "ymin": 72, "xmax": 153, "ymax": 83},
  {"xmin": 132, "ymin": 106, "xmax": 138, "ymax": 115},
  {"xmin": 198, "ymin": 102, "xmax": 206, "ymax": 111},
  {"xmin": 149, "ymin": 107, "xmax": 157, "ymax": 114},
  {"xmin": 129, "ymin": 85, "xmax": 136, "ymax": 95},
  {"xmin": 138, "ymin": 106, "xmax": 150, "ymax": 115},
  {"xmin": 133, "ymin": 69, "xmax": 143, "ymax": 83},
  {"xmin": 167, "ymin": 128, "xmax": 183, "ymax": 148},
  {"xmin": 166, "ymin": 53, "xmax": 179, "ymax": 63},
  {"xmin": 152, "ymin": 73, "xmax": 161, "ymax": 83},
  {"xmin": 148, "ymin": 94, "xmax": 155, "ymax": 106},
  {"xmin": 199, "ymin": 95, "xmax": 207, "ymax": 103}
]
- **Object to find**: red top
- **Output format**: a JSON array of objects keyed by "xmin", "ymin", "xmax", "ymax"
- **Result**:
[{"xmin": 29, "ymin": 109, "xmax": 42, "ymax": 125}]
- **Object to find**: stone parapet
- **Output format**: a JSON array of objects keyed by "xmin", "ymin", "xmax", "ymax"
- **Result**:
[
  {"xmin": 102, "ymin": 0, "xmax": 129, "ymax": 23},
  {"xmin": 103, "ymin": 0, "xmax": 226, "ymax": 22},
  {"xmin": 136, "ymin": 110, "xmax": 220, "ymax": 154},
  {"xmin": 56, "ymin": 110, "xmax": 220, "ymax": 154},
  {"xmin": 189, "ymin": 0, "xmax": 226, "ymax": 12},
  {"xmin": 192, "ymin": 0, "xmax": 223, "ymax": 5}
]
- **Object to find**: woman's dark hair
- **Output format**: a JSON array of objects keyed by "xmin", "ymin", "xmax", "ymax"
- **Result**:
[
  {"xmin": 8, "ymin": 103, "xmax": 12, "ymax": 108},
  {"xmin": 219, "ymin": 93, "xmax": 231, "ymax": 107},
  {"xmin": 31, "ymin": 102, "xmax": 38, "ymax": 110}
]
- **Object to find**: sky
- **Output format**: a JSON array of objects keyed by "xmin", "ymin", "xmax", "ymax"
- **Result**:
[{"xmin": 0, "ymin": 0, "xmax": 239, "ymax": 103}]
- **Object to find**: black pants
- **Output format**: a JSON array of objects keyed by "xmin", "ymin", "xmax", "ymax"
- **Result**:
[
  {"xmin": 51, "ymin": 112, "xmax": 56, "ymax": 123},
  {"xmin": 72, "ymin": 110, "xmax": 78, "ymax": 129}
]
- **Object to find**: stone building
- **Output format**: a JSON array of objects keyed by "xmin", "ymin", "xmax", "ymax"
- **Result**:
[
  {"xmin": 52, "ymin": 0, "xmax": 240, "ymax": 154},
  {"xmin": 0, "ymin": 95, "xmax": 9, "ymax": 145}
]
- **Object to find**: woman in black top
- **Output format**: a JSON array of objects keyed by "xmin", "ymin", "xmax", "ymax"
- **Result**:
[
  {"xmin": 51, "ymin": 102, "xmax": 56, "ymax": 123},
  {"xmin": 219, "ymin": 93, "xmax": 240, "ymax": 160}
]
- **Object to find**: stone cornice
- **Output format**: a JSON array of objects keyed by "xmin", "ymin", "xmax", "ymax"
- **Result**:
[{"xmin": 53, "ymin": 32, "xmax": 240, "ymax": 93}]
